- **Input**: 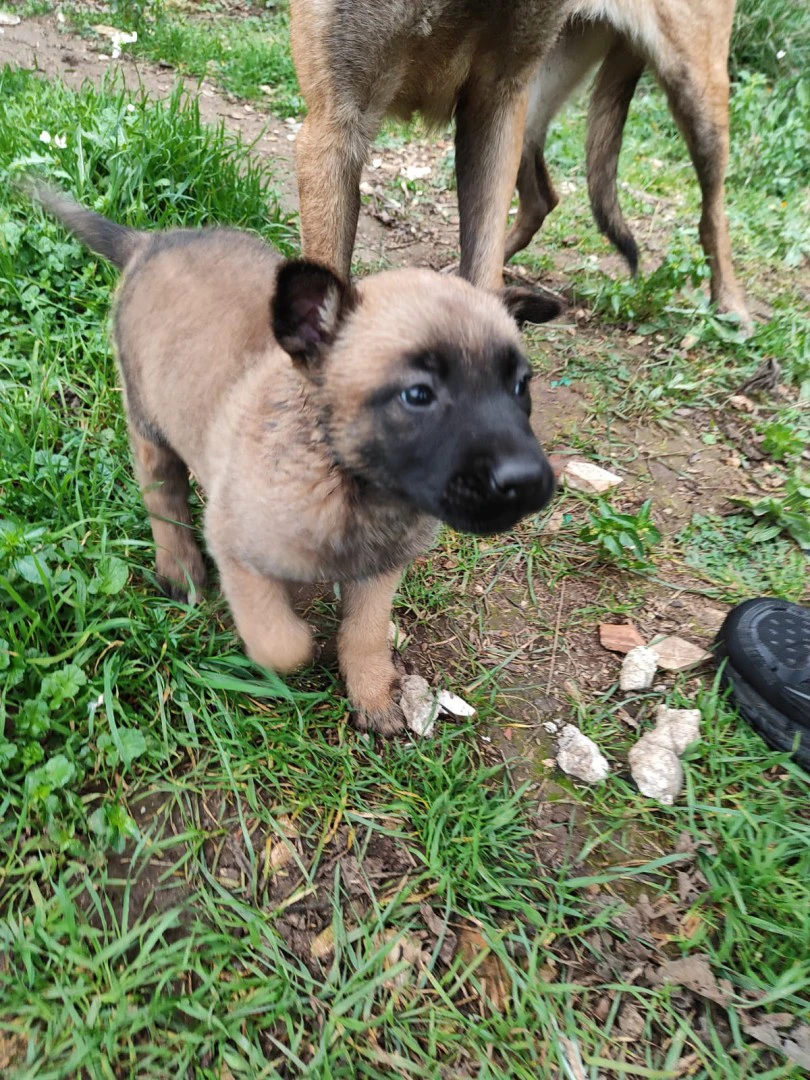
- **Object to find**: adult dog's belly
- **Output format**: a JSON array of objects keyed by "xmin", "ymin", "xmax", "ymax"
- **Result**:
[{"xmin": 327, "ymin": 0, "xmax": 569, "ymax": 126}]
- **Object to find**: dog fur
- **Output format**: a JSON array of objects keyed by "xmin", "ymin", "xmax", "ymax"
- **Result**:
[
  {"xmin": 290, "ymin": 0, "xmax": 571, "ymax": 294},
  {"xmin": 505, "ymin": 0, "xmax": 748, "ymax": 325},
  {"xmin": 30, "ymin": 185, "xmax": 557, "ymax": 734},
  {"xmin": 289, "ymin": 0, "xmax": 746, "ymax": 326}
]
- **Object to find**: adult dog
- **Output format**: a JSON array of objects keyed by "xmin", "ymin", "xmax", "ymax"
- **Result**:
[
  {"xmin": 290, "ymin": 0, "xmax": 570, "ymax": 294},
  {"xmin": 506, "ymin": 0, "xmax": 748, "ymax": 324},
  {"xmin": 290, "ymin": 0, "xmax": 746, "ymax": 324},
  {"xmin": 30, "ymin": 184, "xmax": 557, "ymax": 734}
]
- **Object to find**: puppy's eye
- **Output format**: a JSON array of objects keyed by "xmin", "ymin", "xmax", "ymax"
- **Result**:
[
  {"xmin": 401, "ymin": 384, "xmax": 435, "ymax": 407},
  {"xmin": 514, "ymin": 375, "xmax": 531, "ymax": 397}
]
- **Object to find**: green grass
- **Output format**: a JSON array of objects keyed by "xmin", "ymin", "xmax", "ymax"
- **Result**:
[{"xmin": 1, "ymin": 6, "xmax": 810, "ymax": 1074}]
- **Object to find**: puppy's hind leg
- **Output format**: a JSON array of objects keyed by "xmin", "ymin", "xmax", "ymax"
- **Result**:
[
  {"xmin": 217, "ymin": 556, "xmax": 315, "ymax": 675},
  {"xmin": 130, "ymin": 428, "xmax": 206, "ymax": 603},
  {"xmin": 339, "ymin": 569, "xmax": 404, "ymax": 736}
]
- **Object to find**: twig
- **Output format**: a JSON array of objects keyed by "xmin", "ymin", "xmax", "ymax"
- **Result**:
[{"xmin": 546, "ymin": 581, "xmax": 566, "ymax": 695}]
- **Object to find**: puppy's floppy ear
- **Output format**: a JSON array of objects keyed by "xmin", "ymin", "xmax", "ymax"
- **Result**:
[
  {"xmin": 272, "ymin": 260, "xmax": 354, "ymax": 370},
  {"xmin": 500, "ymin": 285, "xmax": 563, "ymax": 328}
]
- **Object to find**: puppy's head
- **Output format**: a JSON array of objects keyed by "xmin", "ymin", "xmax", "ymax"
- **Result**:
[{"xmin": 272, "ymin": 261, "xmax": 558, "ymax": 535}]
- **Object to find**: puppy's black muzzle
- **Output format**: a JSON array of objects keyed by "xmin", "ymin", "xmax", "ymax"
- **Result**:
[{"xmin": 440, "ymin": 446, "xmax": 556, "ymax": 535}]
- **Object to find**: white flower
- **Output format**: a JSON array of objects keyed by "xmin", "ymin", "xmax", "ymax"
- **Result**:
[
  {"xmin": 126, "ymin": 103, "xmax": 136, "ymax": 113},
  {"xmin": 54, "ymin": 134, "xmax": 67, "ymax": 149},
  {"xmin": 39, "ymin": 130, "xmax": 52, "ymax": 144},
  {"xmin": 776, "ymin": 49, "xmax": 786, "ymax": 59}
]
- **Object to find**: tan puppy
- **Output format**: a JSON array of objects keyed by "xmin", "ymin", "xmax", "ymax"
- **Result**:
[
  {"xmin": 31, "ymin": 186, "xmax": 558, "ymax": 734},
  {"xmin": 506, "ymin": 0, "xmax": 748, "ymax": 325},
  {"xmin": 290, "ymin": 0, "xmax": 570, "ymax": 296}
]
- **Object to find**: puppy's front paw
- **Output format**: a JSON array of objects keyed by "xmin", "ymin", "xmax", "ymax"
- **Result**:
[{"xmin": 351, "ymin": 678, "xmax": 406, "ymax": 736}]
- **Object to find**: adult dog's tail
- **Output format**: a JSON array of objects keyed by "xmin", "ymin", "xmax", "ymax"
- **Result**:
[
  {"xmin": 24, "ymin": 180, "xmax": 144, "ymax": 269},
  {"xmin": 586, "ymin": 43, "xmax": 646, "ymax": 274}
]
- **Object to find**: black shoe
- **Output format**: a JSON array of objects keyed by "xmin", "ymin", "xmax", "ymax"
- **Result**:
[{"xmin": 714, "ymin": 598, "xmax": 810, "ymax": 769}]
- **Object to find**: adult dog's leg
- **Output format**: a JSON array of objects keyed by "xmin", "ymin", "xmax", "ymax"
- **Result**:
[
  {"xmin": 130, "ymin": 428, "xmax": 206, "ymax": 603},
  {"xmin": 339, "ymin": 569, "xmax": 404, "ymax": 735},
  {"xmin": 656, "ymin": 7, "xmax": 749, "ymax": 325},
  {"xmin": 506, "ymin": 21, "xmax": 613, "ymax": 262},
  {"xmin": 296, "ymin": 107, "xmax": 372, "ymax": 281},
  {"xmin": 455, "ymin": 76, "xmax": 531, "ymax": 290}
]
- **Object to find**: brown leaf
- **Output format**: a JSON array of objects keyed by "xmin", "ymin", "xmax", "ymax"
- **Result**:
[
  {"xmin": 310, "ymin": 925, "xmax": 335, "ymax": 961},
  {"xmin": 456, "ymin": 927, "xmax": 511, "ymax": 1012},
  {"xmin": 420, "ymin": 902, "xmax": 458, "ymax": 966},
  {"xmin": 379, "ymin": 929, "xmax": 425, "ymax": 989},
  {"xmin": 742, "ymin": 1015, "xmax": 810, "ymax": 1071},
  {"xmin": 651, "ymin": 955, "xmax": 732, "ymax": 1007},
  {"xmin": 619, "ymin": 1003, "xmax": 646, "ymax": 1039},
  {"xmin": 599, "ymin": 622, "xmax": 646, "ymax": 654}
]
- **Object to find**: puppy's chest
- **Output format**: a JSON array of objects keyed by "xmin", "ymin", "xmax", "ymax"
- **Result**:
[{"xmin": 324, "ymin": 494, "xmax": 439, "ymax": 582}]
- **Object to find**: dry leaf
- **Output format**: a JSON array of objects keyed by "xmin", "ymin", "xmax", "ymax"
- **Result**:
[
  {"xmin": 651, "ymin": 955, "xmax": 732, "ymax": 1007},
  {"xmin": 380, "ymin": 929, "xmax": 425, "ymax": 989},
  {"xmin": 310, "ymin": 925, "xmax": 335, "ymax": 961},
  {"xmin": 456, "ymin": 927, "xmax": 511, "ymax": 1012},
  {"xmin": 742, "ymin": 1015, "xmax": 810, "ymax": 1071},
  {"xmin": 420, "ymin": 901, "xmax": 457, "ymax": 966}
]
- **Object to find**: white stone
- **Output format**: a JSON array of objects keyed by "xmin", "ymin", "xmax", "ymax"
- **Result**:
[
  {"xmin": 628, "ymin": 704, "xmax": 702, "ymax": 805},
  {"xmin": 556, "ymin": 725, "xmax": 610, "ymax": 783},
  {"xmin": 628, "ymin": 741, "xmax": 683, "ymax": 805},
  {"xmin": 400, "ymin": 674, "xmax": 439, "ymax": 738},
  {"xmin": 436, "ymin": 690, "xmax": 476, "ymax": 718},
  {"xmin": 619, "ymin": 646, "xmax": 659, "ymax": 691},
  {"xmin": 652, "ymin": 705, "xmax": 702, "ymax": 755},
  {"xmin": 562, "ymin": 460, "xmax": 622, "ymax": 495}
]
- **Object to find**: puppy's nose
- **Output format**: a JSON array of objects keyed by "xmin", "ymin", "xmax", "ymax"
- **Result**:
[{"xmin": 490, "ymin": 454, "xmax": 554, "ymax": 501}]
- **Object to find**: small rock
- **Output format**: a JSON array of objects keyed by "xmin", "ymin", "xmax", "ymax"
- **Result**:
[
  {"xmin": 400, "ymin": 674, "xmax": 439, "ymax": 737},
  {"xmin": 628, "ymin": 704, "xmax": 702, "ymax": 805},
  {"xmin": 556, "ymin": 724, "xmax": 610, "ymax": 783},
  {"xmin": 599, "ymin": 622, "xmax": 646, "ymax": 654},
  {"xmin": 653, "ymin": 705, "xmax": 702, "ymax": 754},
  {"xmin": 650, "ymin": 636, "xmax": 711, "ymax": 672},
  {"xmin": 436, "ymin": 689, "xmax": 476, "ymax": 718},
  {"xmin": 401, "ymin": 164, "xmax": 431, "ymax": 182},
  {"xmin": 562, "ymin": 460, "xmax": 622, "ymax": 495},
  {"xmin": 543, "ymin": 509, "xmax": 565, "ymax": 535},
  {"xmin": 542, "ymin": 720, "xmax": 559, "ymax": 735},
  {"xmin": 619, "ymin": 646, "xmax": 658, "ymax": 691},
  {"xmin": 629, "ymin": 739, "xmax": 683, "ymax": 805},
  {"xmin": 0, "ymin": 11, "xmax": 21, "ymax": 24}
]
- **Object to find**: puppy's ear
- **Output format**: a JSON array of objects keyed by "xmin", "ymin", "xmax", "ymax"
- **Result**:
[
  {"xmin": 272, "ymin": 260, "xmax": 354, "ymax": 370},
  {"xmin": 500, "ymin": 285, "xmax": 563, "ymax": 328}
]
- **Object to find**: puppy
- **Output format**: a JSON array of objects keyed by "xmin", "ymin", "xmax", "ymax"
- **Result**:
[{"xmin": 30, "ymin": 185, "xmax": 558, "ymax": 734}]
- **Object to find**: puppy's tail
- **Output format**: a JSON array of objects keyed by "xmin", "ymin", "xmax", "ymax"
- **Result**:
[
  {"xmin": 586, "ymin": 43, "xmax": 645, "ymax": 274},
  {"xmin": 23, "ymin": 179, "xmax": 143, "ymax": 269}
]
